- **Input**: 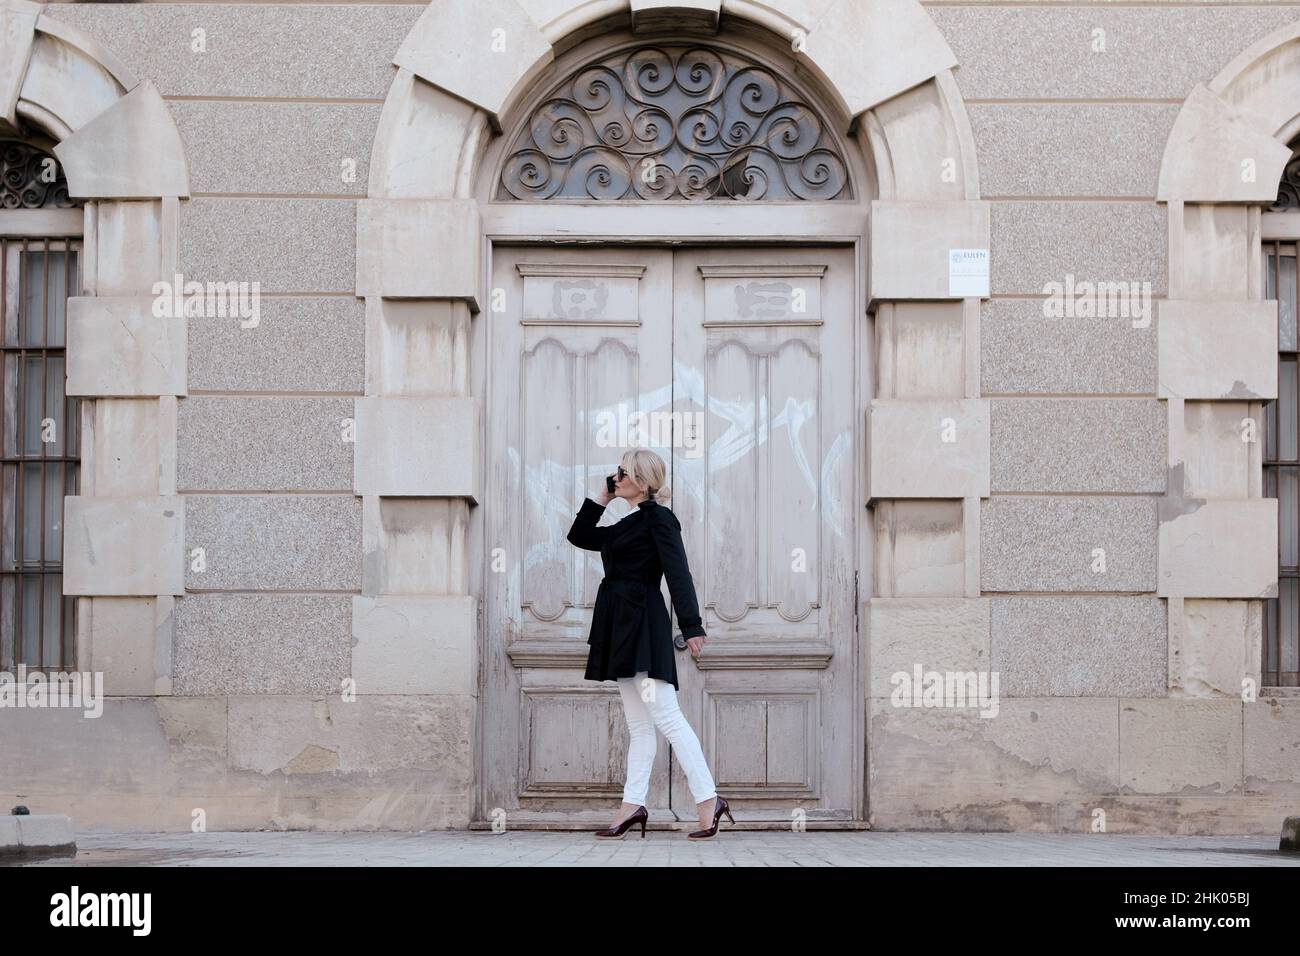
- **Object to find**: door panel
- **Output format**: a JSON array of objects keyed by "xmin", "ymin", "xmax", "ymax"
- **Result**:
[
  {"xmin": 482, "ymin": 244, "xmax": 859, "ymax": 827},
  {"xmin": 670, "ymin": 247, "xmax": 857, "ymax": 821},
  {"xmin": 484, "ymin": 247, "xmax": 676, "ymax": 823}
]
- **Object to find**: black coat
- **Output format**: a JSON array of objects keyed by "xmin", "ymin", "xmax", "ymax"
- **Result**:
[{"xmin": 566, "ymin": 497, "xmax": 707, "ymax": 691}]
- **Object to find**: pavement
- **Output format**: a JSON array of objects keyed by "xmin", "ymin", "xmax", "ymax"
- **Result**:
[{"xmin": 13, "ymin": 829, "xmax": 1300, "ymax": 866}]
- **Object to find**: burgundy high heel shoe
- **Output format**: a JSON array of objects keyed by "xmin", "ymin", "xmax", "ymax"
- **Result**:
[
  {"xmin": 594, "ymin": 805, "xmax": 648, "ymax": 840},
  {"xmin": 687, "ymin": 795, "xmax": 734, "ymax": 840}
]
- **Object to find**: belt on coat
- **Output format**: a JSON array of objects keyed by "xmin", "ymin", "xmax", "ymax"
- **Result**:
[{"xmin": 599, "ymin": 578, "xmax": 658, "ymax": 607}]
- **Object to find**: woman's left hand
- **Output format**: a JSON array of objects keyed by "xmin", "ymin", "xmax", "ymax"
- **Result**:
[{"xmin": 686, "ymin": 635, "xmax": 705, "ymax": 658}]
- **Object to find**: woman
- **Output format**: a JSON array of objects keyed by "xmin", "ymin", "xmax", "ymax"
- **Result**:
[{"xmin": 566, "ymin": 447, "xmax": 733, "ymax": 840}]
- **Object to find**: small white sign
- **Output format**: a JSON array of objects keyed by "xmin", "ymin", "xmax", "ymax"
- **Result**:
[{"xmin": 948, "ymin": 248, "xmax": 989, "ymax": 297}]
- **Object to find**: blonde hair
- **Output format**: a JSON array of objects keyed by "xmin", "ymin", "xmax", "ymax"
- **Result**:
[{"xmin": 621, "ymin": 448, "xmax": 671, "ymax": 504}]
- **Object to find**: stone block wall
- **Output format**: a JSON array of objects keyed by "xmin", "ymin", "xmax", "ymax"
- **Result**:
[
  {"xmin": 870, "ymin": 1, "xmax": 1299, "ymax": 832},
  {"xmin": 1, "ymin": 0, "xmax": 1296, "ymax": 833}
]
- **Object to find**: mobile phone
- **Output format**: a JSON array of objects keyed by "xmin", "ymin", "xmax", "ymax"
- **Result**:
[{"xmin": 606, "ymin": 474, "xmax": 617, "ymax": 494}]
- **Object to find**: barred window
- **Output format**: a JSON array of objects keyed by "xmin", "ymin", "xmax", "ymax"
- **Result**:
[
  {"xmin": 1264, "ymin": 240, "xmax": 1299, "ymax": 687},
  {"xmin": 0, "ymin": 140, "xmax": 82, "ymax": 672}
]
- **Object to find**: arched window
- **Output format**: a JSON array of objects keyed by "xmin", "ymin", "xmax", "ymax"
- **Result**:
[
  {"xmin": 0, "ymin": 139, "xmax": 82, "ymax": 672},
  {"xmin": 497, "ymin": 43, "xmax": 852, "ymax": 202}
]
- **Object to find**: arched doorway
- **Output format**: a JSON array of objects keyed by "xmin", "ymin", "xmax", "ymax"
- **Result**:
[
  {"xmin": 357, "ymin": 0, "xmax": 989, "ymax": 831},
  {"xmin": 477, "ymin": 32, "xmax": 865, "ymax": 827}
]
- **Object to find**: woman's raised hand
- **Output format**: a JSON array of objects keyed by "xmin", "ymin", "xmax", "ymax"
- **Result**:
[{"xmin": 596, "ymin": 478, "xmax": 615, "ymax": 506}]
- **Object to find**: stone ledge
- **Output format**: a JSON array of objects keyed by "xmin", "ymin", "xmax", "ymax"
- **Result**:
[
  {"xmin": 64, "ymin": 496, "xmax": 186, "ymax": 596},
  {"xmin": 355, "ymin": 199, "xmax": 480, "ymax": 305},
  {"xmin": 868, "ymin": 399, "xmax": 990, "ymax": 499},
  {"xmin": 354, "ymin": 396, "xmax": 480, "ymax": 500},
  {"xmin": 1157, "ymin": 300, "xmax": 1277, "ymax": 400},
  {"xmin": 67, "ymin": 296, "xmax": 187, "ymax": 397},
  {"xmin": 870, "ymin": 200, "xmax": 990, "ymax": 303},
  {"xmin": 1157, "ymin": 498, "xmax": 1277, "ymax": 598}
]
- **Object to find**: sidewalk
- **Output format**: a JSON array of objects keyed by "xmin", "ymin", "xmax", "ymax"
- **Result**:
[{"xmin": 15, "ymin": 830, "xmax": 1300, "ymax": 866}]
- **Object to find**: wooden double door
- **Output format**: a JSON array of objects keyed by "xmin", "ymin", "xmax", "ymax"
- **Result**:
[{"xmin": 480, "ymin": 243, "xmax": 859, "ymax": 827}]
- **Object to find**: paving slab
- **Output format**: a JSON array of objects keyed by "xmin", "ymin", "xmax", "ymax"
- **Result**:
[{"xmin": 12, "ymin": 830, "xmax": 1300, "ymax": 867}]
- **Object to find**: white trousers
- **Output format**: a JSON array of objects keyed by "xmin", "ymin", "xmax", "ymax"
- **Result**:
[{"xmin": 616, "ymin": 671, "xmax": 717, "ymax": 806}]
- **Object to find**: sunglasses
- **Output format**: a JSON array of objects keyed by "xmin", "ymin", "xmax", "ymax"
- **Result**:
[{"xmin": 616, "ymin": 466, "xmax": 629, "ymax": 481}]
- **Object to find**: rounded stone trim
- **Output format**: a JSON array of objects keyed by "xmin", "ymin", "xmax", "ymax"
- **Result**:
[
  {"xmin": 369, "ymin": 0, "xmax": 982, "ymax": 203},
  {"xmin": 2, "ymin": 4, "xmax": 191, "ymax": 199},
  {"xmin": 32, "ymin": 10, "xmax": 138, "ymax": 91},
  {"xmin": 1157, "ymin": 21, "xmax": 1300, "ymax": 203}
]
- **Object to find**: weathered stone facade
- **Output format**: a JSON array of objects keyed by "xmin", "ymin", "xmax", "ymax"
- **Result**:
[{"xmin": 1, "ymin": 0, "xmax": 1298, "ymax": 834}]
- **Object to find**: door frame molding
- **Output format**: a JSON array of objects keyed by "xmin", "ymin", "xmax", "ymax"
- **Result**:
[
  {"xmin": 479, "ymin": 203, "xmax": 869, "ymax": 243},
  {"xmin": 473, "ymin": 224, "xmax": 869, "ymax": 825}
]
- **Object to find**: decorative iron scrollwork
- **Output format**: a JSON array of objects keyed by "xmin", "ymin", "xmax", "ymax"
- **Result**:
[
  {"xmin": 1273, "ymin": 147, "xmax": 1300, "ymax": 211},
  {"xmin": 0, "ymin": 141, "xmax": 75, "ymax": 209},
  {"xmin": 498, "ymin": 46, "xmax": 851, "ymax": 201}
]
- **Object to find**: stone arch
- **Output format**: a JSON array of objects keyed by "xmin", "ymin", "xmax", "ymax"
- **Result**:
[
  {"xmin": 0, "ymin": 0, "xmax": 191, "ymax": 684},
  {"xmin": 355, "ymin": 0, "xmax": 991, "ymax": 823},
  {"xmin": 1153, "ymin": 22, "xmax": 1300, "ymax": 694},
  {"xmin": 365, "ymin": 0, "xmax": 984, "ymax": 203}
]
